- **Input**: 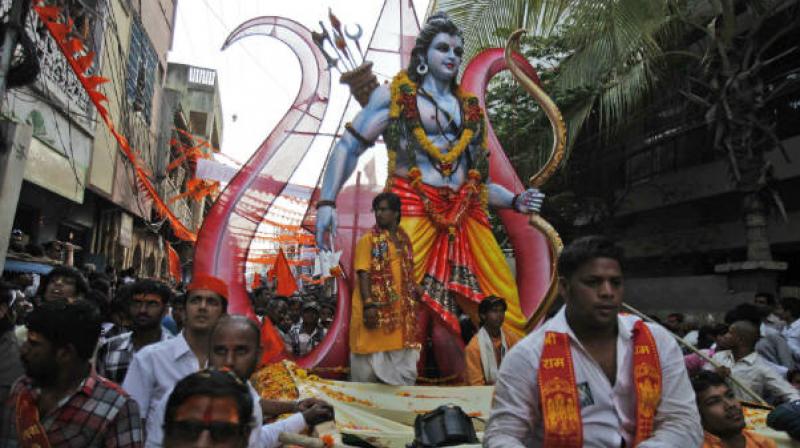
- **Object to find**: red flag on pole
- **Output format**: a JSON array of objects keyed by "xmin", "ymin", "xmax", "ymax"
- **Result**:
[
  {"xmin": 167, "ymin": 243, "xmax": 181, "ymax": 281},
  {"xmin": 268, "ymin": 248, "xmax": 297, "ymax": 296},
  {"xmin": 251, "ymin": 272, "xmax": 262, "ymax": 290},
  {"xmin": 259, "ymin": 320, "xmax": 286, "ymax": 366}
]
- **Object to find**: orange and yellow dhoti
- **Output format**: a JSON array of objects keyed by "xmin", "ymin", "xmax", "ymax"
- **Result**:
[{"xmin": 391, "ymin": 177, "xmax": 526, "ymax": 337}]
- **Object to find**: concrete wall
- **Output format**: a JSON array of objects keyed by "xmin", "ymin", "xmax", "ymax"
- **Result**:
[
  {"xmin": 89, "ymin": 0, "xmax": 132, "ymax": 198},
  {"xmin": 625, "ymin": 275, "xmax": 752, "ymax": 320}
]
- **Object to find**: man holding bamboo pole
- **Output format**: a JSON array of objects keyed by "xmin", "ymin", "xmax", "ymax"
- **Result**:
[
  {"xmin": 485, "ymin": 236, "xmax": 703, "ymax": 447},
  {"xmin": 707, "ymin": 320, "xmax": 799, "ymax": 405}
]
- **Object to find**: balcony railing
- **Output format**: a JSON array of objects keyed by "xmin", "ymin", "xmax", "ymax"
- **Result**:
[
  {"xmin": 188, "ymin": 66, "xmax": 215, "ymax": 86},
  {"xmin": 1, "ymin": 0, "xmax": 94, "ymax": 115}
]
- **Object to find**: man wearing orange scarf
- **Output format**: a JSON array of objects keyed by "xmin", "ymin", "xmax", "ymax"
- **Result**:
[{"xmin": 485, "ymin": 236, "xmax": 702, "ymax": 447}]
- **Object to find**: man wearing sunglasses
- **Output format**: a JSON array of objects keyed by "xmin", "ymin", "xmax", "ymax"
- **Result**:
[
  {"xmin": 162, "ymin": 369, "xmax": 253, "ymax": 448},
  {"xmin": 146, "ymin": 315, "xmax": 333, "ymax": 447}
]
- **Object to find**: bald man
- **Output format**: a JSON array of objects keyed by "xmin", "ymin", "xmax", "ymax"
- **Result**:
[
  {"xmin": 146, "ymin": 316, "xmax": 333, "ymax": 447},
  {"xmin": 707, "ymin": 320, "xmax": 799, "ymax": 404}
]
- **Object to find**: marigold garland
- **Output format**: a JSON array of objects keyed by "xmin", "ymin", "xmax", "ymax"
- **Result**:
[
  {"xmin": 367, "ymin": 226, "xmax": 419, "ymax": 348},
  {"xmin": 389, "ymin": 71, "xmax": 483, "ymax": 177}
]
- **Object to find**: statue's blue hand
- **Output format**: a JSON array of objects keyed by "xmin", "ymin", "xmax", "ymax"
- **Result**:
[
  {"xmin": 315, "ymin": 205, "xmax": 337, "ymax": 251},
  {"xmin": 515, "ymin": 188, "xmax": 546, "ymax": 214}
]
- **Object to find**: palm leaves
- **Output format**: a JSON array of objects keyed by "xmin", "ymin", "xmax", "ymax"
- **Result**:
[
  {"xmin": 436, "ymin": 0, "xmax": 575, "ymax": 62},
  {"xmin": 438, "ymin": 0, "xmax": 686, "ymax": 152}
]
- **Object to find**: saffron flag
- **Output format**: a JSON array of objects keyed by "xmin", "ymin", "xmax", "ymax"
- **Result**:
[
  {"xmin": 268, "ymin": 248, "xmax": 297, "ymax": 296},
  {"xmin": 251, "ymin": 272, "xmax": 262, "ymax": 290},
  {"xmin": 167, "ymin": 243, "xmax": 181, "ymax": 281},
  {"xmin": 259, "ymin": 320, "xmax": 286, "ymax": 366}
]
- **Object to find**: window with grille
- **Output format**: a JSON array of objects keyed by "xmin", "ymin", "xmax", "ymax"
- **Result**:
[{"xmin": 125, "ymin": 17, "xmax": 158, "ymax": 123}]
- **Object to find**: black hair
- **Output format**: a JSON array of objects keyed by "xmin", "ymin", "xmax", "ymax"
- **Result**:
[
  {"xmin": 252, "ymin": 286, "xmax": 272, "ymax": 300},
  {"xmin": 130, "ymin": 279, "xmax": 173, "ymax": 304},
  {"xmin": 372, "ymin": 192, "xmax": 402, "ymax": 225},
  {"xmin": 113, "ymin": 283, "xmax": 133, "ymax": 310},
  {"xmin": 172, "ymin": 293, "xmax": 186, "ymax": 307},
  {"xmin": 691, "ymin": 370, "xmax": 728, "ymax": 398},
  {"xmin": 210, "ymin": 315, "xmax": 262, "ymax": 349},
  {"xmin": 163, "ymin": 369, "xmax": 253, "ymax": 437},
  {"xmin": 478, "ymin": 296, "xmax": 507, "ymax": 326},
  {"xmin": 697, "ymin": 325, "xmax": 720, "ymax": 350},
  {"xmin": 0, "ymin": 281, "xmax": 15, "ymax": 331},
  {"xmin": 26, "ymin": 299, "xmax": 101, "ymax": 361},
  {"xmin": 319, "ymin": 301, "xmax": 336, "ymax": 312},
  {"xmin": 667, "ymin": 312, "xmax": 684, "ymax": 322},
  {"xmin": 89, "ymin": 278, "xmax": 112, "ymax": 298},
  {"xmin": 0, "ymin": 280, "xmax": 14, "ymax": 307},
  {"xmin": 724, "ymin": 303, "xmax": 762, "ymax": 327},
  {"xmin": 557, "ymin": 236, "xmax": 624, "ymax": 279},
  {"xmin": 782, "ymin": 297, "xmax": 800, "ymax": 320},
  {"xmin": 478, "ymin": 295, "xmax": 506, "ymax": 316},
  {"xmin": 787, "ymin": 369, "xmax": 800, "ymax": 383},
  {"xmin": 85, "ymin": 289, "xmax": 111, "ymax": 322},
  {"xmin": 38, "ymin": 266, "xmax": 90, "ymax": 299},
  {"xmin": 406, "ymin": 12, "xmax": 462, "ymax": 87},
  {"xmin": 25, "ymin": 244, "xmax": 44, "ymax": 257},
  {"xmin": 755, "ymin": 292, "xmax": 776, "ymax": 306}
]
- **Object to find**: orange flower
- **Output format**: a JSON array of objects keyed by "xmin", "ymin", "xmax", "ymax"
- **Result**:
[{"xmin": 321, "ymin": 434, "xmax": 335, "ymax": 447}]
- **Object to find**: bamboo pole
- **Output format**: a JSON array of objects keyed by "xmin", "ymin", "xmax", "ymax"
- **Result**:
[{"xmin": 622, "ymin": 302, "xmax": 770, "ymax": 407}]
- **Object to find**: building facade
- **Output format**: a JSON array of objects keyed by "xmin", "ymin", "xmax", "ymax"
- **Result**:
[{"xmin": 4, "ymin": 0, "xmax": 222, "ymax": 283}]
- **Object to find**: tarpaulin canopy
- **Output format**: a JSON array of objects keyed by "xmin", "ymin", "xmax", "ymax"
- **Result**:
[{"xmin": 2, "ymin": 259, "xmax": 54, "ymax": 275}]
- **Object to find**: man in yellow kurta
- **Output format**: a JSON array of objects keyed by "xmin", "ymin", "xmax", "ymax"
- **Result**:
[
  {"xmin": 465, "ymin": 296, "xmax": 521, "ymax": 386},
  {"xmin": 350, "ymin": 192, "xmax": 420, "ymax": 385}
]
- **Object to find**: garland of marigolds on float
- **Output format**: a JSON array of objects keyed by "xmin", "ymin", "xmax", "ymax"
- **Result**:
[
  {"xmin": 386, "ymin": 72, "xmax": 489, "ymax": 237},
  {"xmin": 32, "ymin": 1, "xmax": 196, "ymax": 241},
  {"xmin": 367, "ymin": 226, "xmax": 419, "ymax": 348}
]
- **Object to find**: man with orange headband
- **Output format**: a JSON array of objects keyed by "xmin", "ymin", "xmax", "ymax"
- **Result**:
[
  {"xmin": 123, "ymin": 274, "xmax": 228, "ymax": 425},
  {"xmin": 485, "ymin": 236, "xmax": 702, "ymax": 447}
]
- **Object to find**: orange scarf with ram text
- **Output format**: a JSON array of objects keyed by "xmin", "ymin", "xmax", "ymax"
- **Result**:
[{"xmin": 538, "ymin": 320, "xmax": 662, "ymax": 447}]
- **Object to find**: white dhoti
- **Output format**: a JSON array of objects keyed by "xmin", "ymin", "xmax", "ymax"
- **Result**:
[{"xmin": 350, "ymin": 349, "xmax": 420, "ymax": 386}]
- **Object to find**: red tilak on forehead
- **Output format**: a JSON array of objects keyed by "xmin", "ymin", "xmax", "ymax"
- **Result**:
[
  {"xmin": 174, "ymin": 395, "xmax": 241, "ymax": 425},
  {"xmin": 203, "ymin": 401, "xmax": 214, "ymax": 424}
]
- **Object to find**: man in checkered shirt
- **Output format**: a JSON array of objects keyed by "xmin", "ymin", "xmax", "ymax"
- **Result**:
[
  {"xmin": 0, "ymin": 299, "xmax": 143, "ymax": 447},
  {"xmin": 96, "ymin": 279, "xmax": 174, "ymax": 384}
]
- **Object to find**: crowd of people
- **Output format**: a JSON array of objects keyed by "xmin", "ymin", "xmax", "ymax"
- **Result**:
[
  {"xmin": 0, "ymin": 264, "xmax": 335, "ymax": 447},
  {"xmin": 2, "ymin": 227, "xmax": 800, "ymax": 447}
]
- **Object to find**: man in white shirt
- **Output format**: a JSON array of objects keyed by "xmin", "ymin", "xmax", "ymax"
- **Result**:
[
  {"xmin": 755, "ymin": 292, "xmax": 786, "ymax": 337},
  {"xmin": 485, "ymin": 236, "xmax": 702, "ymax": 447},
  {"xmin": 708, "ymin": 319, "xmax": 799, "ymax": 404},
  {"xmin": 781, "ymin": 297, "xmax": 800, "ymax": 362},
  {"xmin": 122, "ymin": 274, "xmax": 229, "ymax": 424},
  {"xmin": 146, "ymin": 315, "xmax": 334, "ymax": 447}
]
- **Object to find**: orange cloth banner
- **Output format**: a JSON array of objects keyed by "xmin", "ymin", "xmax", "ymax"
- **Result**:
[{"xmin": 32, "ymin": 2, "xmax": 196, "ymax": 241}]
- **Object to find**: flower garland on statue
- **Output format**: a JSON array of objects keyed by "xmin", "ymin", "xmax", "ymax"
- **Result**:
[
  {"xmin": 367, "ymin": 225, "xmax": 418, "ymax": 348},
  {"xmin": 387, "ymin": 71, "xmax": 490, "ymax": 236}
]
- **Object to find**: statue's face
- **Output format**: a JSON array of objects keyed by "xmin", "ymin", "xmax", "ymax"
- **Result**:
[{"xmin": 425, "ymin": 32, "xmax": 463, "ymax": 82}]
